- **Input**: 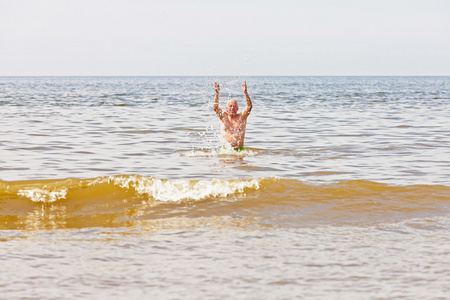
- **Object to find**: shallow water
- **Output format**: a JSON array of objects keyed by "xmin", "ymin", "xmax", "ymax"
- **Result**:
[{"xmin": 1, "ymin": 76, "xmax": 449, "ymax": 299}]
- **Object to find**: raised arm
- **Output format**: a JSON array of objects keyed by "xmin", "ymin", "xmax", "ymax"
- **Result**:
[
  {"xmin": 241, "ymin": 81, "xmax": 253, "ymax": 118},
  {"xmin": 213, "ymin": 82, "xmax": 225, "ymax": 120}
]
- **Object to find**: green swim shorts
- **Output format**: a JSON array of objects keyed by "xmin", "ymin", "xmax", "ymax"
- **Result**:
[{"xmin": 220, "ymin": 146, "xmax": 245, "ymax": 152}]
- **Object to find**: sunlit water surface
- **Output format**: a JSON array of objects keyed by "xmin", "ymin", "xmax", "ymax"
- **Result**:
[{"xmin": 1, "ymin": 76, "xmax": 449, "ymax": 299}]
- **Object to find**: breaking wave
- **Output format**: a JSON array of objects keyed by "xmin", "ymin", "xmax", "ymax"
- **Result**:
[{"xmin": 1, "ymin": 175, "xmax": 449, "ymax": 230}]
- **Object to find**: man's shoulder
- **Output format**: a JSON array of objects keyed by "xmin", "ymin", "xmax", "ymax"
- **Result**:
[{"xmin": 238, "ymin": 112, "xmax": 250, "ymax": 119}]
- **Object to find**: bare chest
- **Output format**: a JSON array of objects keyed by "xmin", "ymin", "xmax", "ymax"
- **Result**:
[{"xmin": 222, "ymin": 115, "xmax": 246, "ymax": 133}]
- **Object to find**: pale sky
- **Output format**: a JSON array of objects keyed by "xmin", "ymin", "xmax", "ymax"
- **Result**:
[{"xmin": 1, "ymin": 0, "xmax": 449, "ymax": 76}]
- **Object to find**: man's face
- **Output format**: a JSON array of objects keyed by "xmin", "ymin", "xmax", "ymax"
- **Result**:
[{"xmin": 226, "ymin": 100, "xmax": 238, "ymax": 115}]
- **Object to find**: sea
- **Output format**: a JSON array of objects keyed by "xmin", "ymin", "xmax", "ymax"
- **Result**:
[{"xmin": 1, "ymin": 76, "xmax": 449, "ymax": 299}]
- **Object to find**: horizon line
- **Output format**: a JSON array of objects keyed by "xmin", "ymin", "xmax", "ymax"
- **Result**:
[{"xmin": 1, "ymin": 75, "xmax": 449, "ymax": 77}]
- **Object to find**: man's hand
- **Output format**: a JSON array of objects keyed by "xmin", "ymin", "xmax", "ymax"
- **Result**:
[
  {"xmin": 215, "ymin": 82, "xmax": 220, "ymax": 94},
  {"xmin": 242, "ymin": 81, "xmax": 247, "ymax": 94}
]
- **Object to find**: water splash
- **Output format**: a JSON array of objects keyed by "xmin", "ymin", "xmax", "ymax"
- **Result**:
[{"xmin": 18, "ymin": 188, "xmax": 68, "ymax": 203}]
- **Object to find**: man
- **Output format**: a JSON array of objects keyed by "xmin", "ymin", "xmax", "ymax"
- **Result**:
[{"xmin": 213, "ymin": 81, "xmax": 253, "ymax": 151}]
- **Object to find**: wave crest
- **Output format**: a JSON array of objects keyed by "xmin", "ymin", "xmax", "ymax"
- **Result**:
[
  {"xmin": 1, "ymin": 176, "xmax": 450, "ymax": 231},
  {"xmin": 90, "ymin": 175, "xmax": 261, "ymax": 202},
  {"xmin": 17, "ymin": 188, "xmax": 67, "ymax": 203}
]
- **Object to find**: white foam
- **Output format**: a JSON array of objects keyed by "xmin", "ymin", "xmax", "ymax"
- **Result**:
[
  {"xmin": 18, "ymin": 188, "xmax": 67, "ymax": 203},
  {"xmin": 96, "ymin": 176, "xmax": 261, "ymax": 202},
  {"xmin": 181, "ymin": 148, "xmax": 258, "ymax": 158},
  {"xmin": 182, "ymin": 149, "xmax": 219, "ymax": 157}
]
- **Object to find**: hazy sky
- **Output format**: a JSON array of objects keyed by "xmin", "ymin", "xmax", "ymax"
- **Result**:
[{"xmin": 1, "ymin": 0, "xmax": 449, "ymax": 76}]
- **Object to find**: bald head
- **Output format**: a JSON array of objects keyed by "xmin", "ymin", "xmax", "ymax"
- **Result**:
[{"xmin": 226, "ymin": 99, "xmax": 238, "ymax": 115}]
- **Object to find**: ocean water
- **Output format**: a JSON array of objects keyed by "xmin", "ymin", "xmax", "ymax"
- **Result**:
[{"xmin": 1, "ymin": 76, "xmax": 449, "ymax": 299}]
